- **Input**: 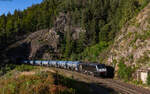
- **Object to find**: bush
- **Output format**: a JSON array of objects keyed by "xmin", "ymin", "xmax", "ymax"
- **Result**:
[
  {"xmin": 16, "ymin": 64, "xmax": 36, "ymax": 72},
  {"xmin": 147, "ymin": 74, "xmax": 150, "ymax": 85},
  {"xmin": 54, "ymin": 73, "xmax": 91, "ymax": 94},
  {"xmin": 0, "ymin": 64, "xmax": 16, "ymax": 76},
  {"xmin": 0, "ymin": 71, "xmax": 91, "ymax": 94},
  {"xmin": 118, "ymin": 59, "xmax": 133, "ymax": 81},
  {"xmin": 133, "ymin": 80, "xmax": 143, "ymax": 85},
  {"xmin": 78, "ymin": 41, "xmax": 109, "ymax": 61}
]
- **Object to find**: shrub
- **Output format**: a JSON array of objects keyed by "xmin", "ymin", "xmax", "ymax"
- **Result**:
[
  {"xmin": 147, "ymin": 74, "xmax": 150, "ymax": 85},
  {"xmin": 0, "ymin": 71, "xmax": 92, "ymax": 94},
  {"xmin": 16, "ymin": 64, "xmax": 36, "ymax": 72},
  {"xmin": 54, "ymin": 73, "xmax": 91, "ymax": 94},
  {"xmin": 137, "ymin": 52, "xmax": 150, "ymax": 64},
  {"xmin": 0, "ymin": 64, "xmax": 16, "ymax": 76},
  {"xmin": 79, "ymin": 41, "xmax": 109, "ymax": 61},
  {"xmin": 118, "ymin": 59, "xmax": 133, "ymax": 81},
  {"xmin": 132, "ymin": 80, "xmax": 143, "ymax": 85}
]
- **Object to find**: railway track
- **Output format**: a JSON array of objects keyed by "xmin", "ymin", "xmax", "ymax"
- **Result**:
[
  {"xmin": 86, "ymin": 75, "xmax": 150, "ymax": 94},
  {"xmin": 79, "ymin": 75, "xmax": 136, "ymax": 94},
  {"xmin": 55, "ymin": 68, "xmax": 150, "ymax": 94},
  {"xmin": 105, "ymin": 79, "xmax": 150, "ymax": 94},
  {"xmin": 97, "ymin": 79, "xmax": 140, "ymax": 94}
]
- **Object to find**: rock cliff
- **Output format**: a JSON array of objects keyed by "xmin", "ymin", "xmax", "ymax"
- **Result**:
[{"xmin": 106, "ymin": 3, "xmax": 150, "ymax": 71}]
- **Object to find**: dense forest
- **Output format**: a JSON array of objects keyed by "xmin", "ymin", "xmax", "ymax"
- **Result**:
[{"xmin": 0, "ymin": 0, "xmax": 149, "ymax": 61}]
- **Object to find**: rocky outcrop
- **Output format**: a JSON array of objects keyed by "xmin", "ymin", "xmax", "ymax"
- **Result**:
[
  {"xmin": 106, "ymin": 3, "xmax": 150, "ymax": 69},
  {"xmin": 5, "ymin": 12, "xmax": 86, "ymax": 60},
  {"xmin": 26, "ymin": 29, "xmax": 59, "ymax": 59}
]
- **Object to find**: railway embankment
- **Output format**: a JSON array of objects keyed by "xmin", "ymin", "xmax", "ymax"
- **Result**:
[
  {"xmin": 0, "ymin": 65, "xmax": 117, "ymax": 94},
  {"xmin": 1, "ymin": 63, "xmax": 150, "ymax": 94}
]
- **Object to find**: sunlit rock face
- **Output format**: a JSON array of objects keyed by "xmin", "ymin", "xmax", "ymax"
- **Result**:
[{"xmin": 106, "ymin": 3, "xmax": 150, "ymax": 71}]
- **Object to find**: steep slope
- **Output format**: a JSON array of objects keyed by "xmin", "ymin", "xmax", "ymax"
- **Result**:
[
  {"xmin": 4, "ymin": 13, "xmax": 85, "ymax": 61},
  {"xmin": 0, "ymin": 66, "xmax": 96, "ymax": 94},
  {"xmin": 106, "ymin": 3, "xmax": 150, "ymax": 71}
]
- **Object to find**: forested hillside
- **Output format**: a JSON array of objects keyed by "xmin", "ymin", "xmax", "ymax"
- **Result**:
[{"xmin": 0, "ymin": 0, "xmax": 149, "ymax": 61}]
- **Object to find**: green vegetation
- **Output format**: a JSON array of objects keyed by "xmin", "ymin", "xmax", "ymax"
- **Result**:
[
  {"xmin": 118, "ymin": 59, "xmax": 134, "ymax": 81},
  {"xmin": 54, "ymin": 73, "xmax": 92, "ymax": 94},
  {"xmin": 0, "ymin": 64, "xmax": 16, "ymax": 76},
  {"xmin": 130, "ymin": 30, "xmax": 150, "ymax": 47},
  {"xmin": 74, "ymin": 41, "xmax": 109, "ymax": 62},
  {"xmin": 0, "ymin": 0, "xmax": 149, "ymax": 61},
  {"xmin": 0, "ymin": 64, "xmax": 37, "ymax": 77},
  {"xmin": 137, "ymin": 52, "xmax": 150, "ymax": 64},
  {"xmin": 15, "ymin": 64, "xmax": 37, "ymax": 72},
  {"xmin": 147, "ymin": 74, "xmax": 150, "ymax": 85},
  {"xmin": 0, "ymin": 71, "xmax": 92, "ymax": 94},
  {"xmin": 1, "ymin": 0, "xmax": 150, "ymax": 92},
  {"xmin": 132, "ymin": 80, "xmax": 143, "ymax": 85}
]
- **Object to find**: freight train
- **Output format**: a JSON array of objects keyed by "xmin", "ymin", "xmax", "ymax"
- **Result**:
[{"xmin": 22, "ymin": 60, "xmax": 107, "ymax": 77}]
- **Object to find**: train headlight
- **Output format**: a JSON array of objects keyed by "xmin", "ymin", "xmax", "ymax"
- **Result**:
[
  {"xmin": 98, "ymin": 68, "xmax": 107, "ymax": 72},
  {"xmin": 98, "ymin": 69, "xmax": 102, "ymax": 72},
  {"xmin": 103, "ymin": 68, "xmax": 106, "ymax": 71}
]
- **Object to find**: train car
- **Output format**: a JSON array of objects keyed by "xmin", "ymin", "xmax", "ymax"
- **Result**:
[
  {"xmin": 66, "ymin": 61, "xmax": 73, "ymax": 69},
  {"xmin": 66, "ymin": 61, "xmax": 80, "ymax": 71},
  {"xmin": 72, "ymin": 61, "xmax": 80, "ymax": 71},
  {"xmin": 22, "ymin": 60, "xmax": 29, "ymax": 64},
  {"xmin": 49, "ymin": 61, "xmax": 57, "ymax": 67},
  {"xmin": 79, "ymin": 63, "xmax": 107, "ymax": 77},
  {"xmin": 42, "ymin": 61, "xmax": 49, "ymax": 66},
  {"xmin": 29, "ymin": 60, "xmax": 34, "ymax": 65},
  {"xmin": 56, "ymin": 61, "xmax": 60, "ymax": 68},
  {"xmin": 34, "ymin": 60, "xmax": 42, "ymax": 66},
  {"xmin": 56, "ymin": 61, "xmax": 65, "ymax": 68},
  {"xmin": 48, "ymin": 61, "xmax": 52, "ymax": 67},
  {"xmin": 58, "ymin": 61, "xmax": 67, "ymax": 69}
]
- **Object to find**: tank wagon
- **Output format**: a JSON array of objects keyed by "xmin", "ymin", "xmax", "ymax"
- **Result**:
[{"xmin": 22, "ymin": 60, "xmax": 107, "ymax": 77}]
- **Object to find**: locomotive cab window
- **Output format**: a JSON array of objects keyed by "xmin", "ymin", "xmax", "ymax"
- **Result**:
[{"xmin": 97, "ymin": 64, "xmax": 105, "ymax": 69}]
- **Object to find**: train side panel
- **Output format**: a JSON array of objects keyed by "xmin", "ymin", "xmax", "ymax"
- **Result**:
[
  {"xmin": 30, "ymin": 60, "xmax": 34, "ymax": 65},
  {"xmin": 22, "ymin": 60, "xmax": 107, "ymax": 77},
  {"xmin": 35, "ymin": 60, "xmax": 42, "ymax": 66},
  {"xmin": 42, "ymin": 61, "xmax": 49, "ymax": 66}
]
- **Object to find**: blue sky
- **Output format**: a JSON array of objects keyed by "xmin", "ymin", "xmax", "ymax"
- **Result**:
[{"xmin": 0, "ymin": 0, "xmax": 43, "ymax": 15}]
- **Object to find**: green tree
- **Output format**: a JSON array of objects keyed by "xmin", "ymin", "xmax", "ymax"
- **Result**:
[
  {"xmin": 76, "ymin": 32, "xmax": 86, "ymax": 53},
  {"xmin": 118, "ymin": 59, "xmax": 133, "ymax": 80},
  {"xmin": 64, "ymin": 29, "xmax": 73, "ymax": 58},
  {"xmin": 0, "ymin": 14, "xmax": 6, "ymax": 45}
]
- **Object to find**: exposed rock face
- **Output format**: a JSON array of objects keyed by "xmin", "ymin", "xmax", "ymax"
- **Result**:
[
  {"xmin": 5, "ymin": 12, "xmax": 86, "ymax": 60},
  {"xmin": 27, "ymin": 29, "xmax": 60, "ymax": 59},
  {"xmin": 106, "ymin": 3, "xmax": 150, "ymax": 69}
]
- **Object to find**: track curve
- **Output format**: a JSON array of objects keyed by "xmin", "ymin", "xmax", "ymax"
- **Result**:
[{"xmin": 54, "ymin": 68, "xmax": 150, "ymax": 94}]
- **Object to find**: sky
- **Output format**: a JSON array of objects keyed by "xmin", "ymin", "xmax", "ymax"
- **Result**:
[{"xmin": 0, "ymin": 0, "xmax": 43, "ymax": 15}]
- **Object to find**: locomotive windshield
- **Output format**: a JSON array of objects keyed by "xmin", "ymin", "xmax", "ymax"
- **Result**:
[{"xmin": 97, "ymin": 64, "xmax": 105, "ymax": 69}]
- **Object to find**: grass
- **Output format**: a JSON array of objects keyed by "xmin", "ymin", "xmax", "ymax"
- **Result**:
[
  {"xmin": 0, "ymin": 69, "xmax": 92, "ymax": 94},
  {"xmin": 0, "ymin": 71, "xmax": 72, "ymax": 94},
  {"xmin": 0, "ymin": 64, "xmax": 16, "ymax": 76},
  {"xmin": 132, "ymin": 80, "xmax": 143, "ymax": 85},
  {"xmin": 15, "ymin": 64, "xmax": 37, "ymax": 72}
]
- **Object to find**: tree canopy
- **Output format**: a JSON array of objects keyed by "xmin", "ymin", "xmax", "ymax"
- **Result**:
[{"xmin": 0, "ymin": 0, "xmax": 149, "ymax": 60}]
